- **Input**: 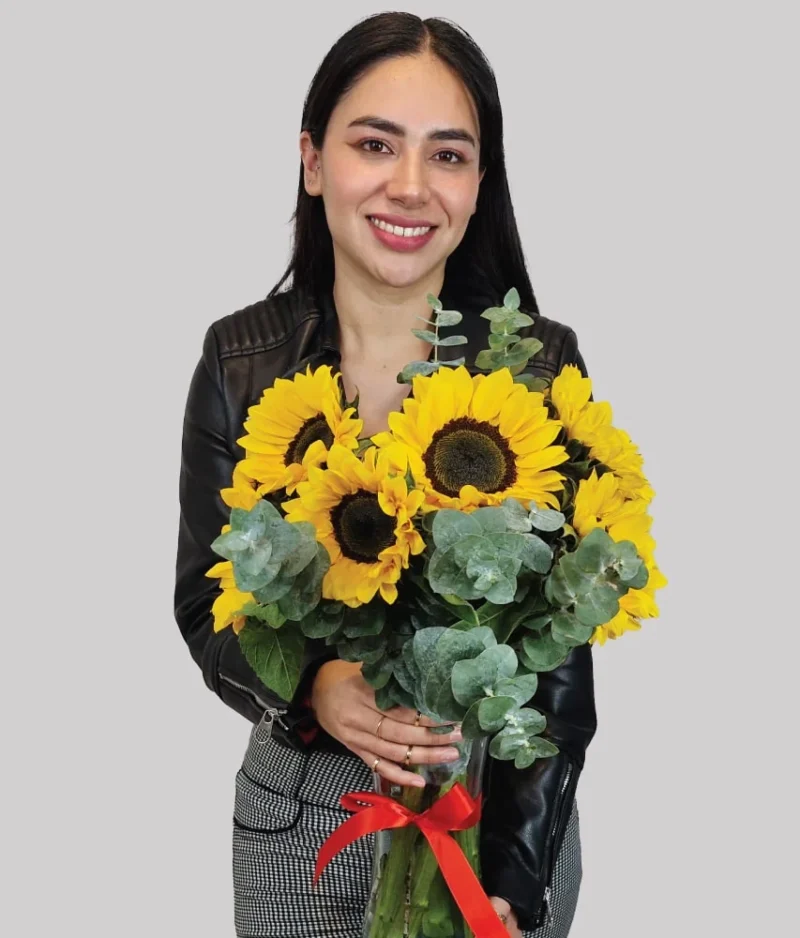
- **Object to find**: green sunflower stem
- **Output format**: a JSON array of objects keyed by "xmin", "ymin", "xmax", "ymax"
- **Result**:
[{"xmin": 366, "ymin": 771, "xmax": 483, "ymax": 938}]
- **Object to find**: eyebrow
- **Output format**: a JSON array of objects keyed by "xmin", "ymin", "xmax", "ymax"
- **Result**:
[{"xmin": 347, "ymin": 116, "xmax": 477, "ymax": 149}]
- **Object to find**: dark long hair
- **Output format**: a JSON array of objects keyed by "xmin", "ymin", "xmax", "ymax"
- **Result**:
[{"xmin": 267, "ymin": 12, "xmax": 539, "ymax": 315}]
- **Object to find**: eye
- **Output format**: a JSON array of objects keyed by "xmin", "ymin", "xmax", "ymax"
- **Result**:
[
  {"xmin": 434, "ymin": 150, "xmax": 464, "ymax": 165},
  {"xmin": 360, "ymin": 138, "xmax": 392, "ymax": 155}
]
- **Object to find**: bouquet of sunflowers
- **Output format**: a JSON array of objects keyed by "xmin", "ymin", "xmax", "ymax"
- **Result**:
[{"xmin": 207, "ymin": 288, "xmax": 666, "ymax": 938}]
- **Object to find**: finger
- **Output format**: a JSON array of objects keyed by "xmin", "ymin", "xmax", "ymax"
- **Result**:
[
  {"xmin": 351, "ymin": 731, "xmax": 462, "ymax": 767},
  {"xmin": 488, "ymin": 897, "xmax": 519, "ymax": 937},
  {"xmin": 354, "ymin": 748, "xmax": 425, "ymax": 789},
  {"xmin": 369, "ymin": 716, "xmax": 463, "ymax": 748},
  {"xmin": 384, "ymin": 705, "xmax": 453, "ymax": 729}
]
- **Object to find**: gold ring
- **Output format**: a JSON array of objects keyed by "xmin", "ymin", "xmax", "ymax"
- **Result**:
[
  {"xmin": 371, "ymin": 757, "xmax": 381, "ymax": 772},
  {"xmin": 403, "ymin": 744, "xmax": 413, "ymax": 767},
  {"xmin": 375, "ymin": 715, "xmax": 386, "ymax": 739},
  {"xmin": 413, "ymin": 710, "xmax": 422, "ymax": 727}
]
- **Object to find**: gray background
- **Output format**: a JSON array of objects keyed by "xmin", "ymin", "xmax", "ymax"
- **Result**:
[{"xmin": 2, "ymin": 1, "xmax": 796, "ymax": 935}]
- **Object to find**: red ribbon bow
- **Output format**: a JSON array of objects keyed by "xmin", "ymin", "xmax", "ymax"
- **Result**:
[{"xmin": 314, "ymin": 782, "xmax": 510, "ymax": 938}]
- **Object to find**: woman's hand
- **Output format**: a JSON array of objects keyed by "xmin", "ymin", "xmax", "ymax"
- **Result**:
[
  {"xmin": 310, "ymin": 659, "xmax": 463, "ymax": 787},
  {"xmin": 488, "ymin": 897, "xmax": 521, "ymax": 938}
]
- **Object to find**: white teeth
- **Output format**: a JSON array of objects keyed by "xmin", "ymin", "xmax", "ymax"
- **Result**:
[{"xmin": 369, "ymin": 217, "xmax": 431, "ymax": 237}]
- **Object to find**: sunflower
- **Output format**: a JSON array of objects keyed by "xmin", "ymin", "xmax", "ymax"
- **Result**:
[
  {"xmin": 372, "ymin": 365, "xmax": 568, "ymax": 512},
  {"xmin": 236, "ymin": 365, "xmax": 362, "ymax": 496},
  {"xmin": 549, "ymin": 364, "xmax": 654, "ymax": 503},
  {"xmin": 220, "ymin": 461, "xmax": 262, "ymax": 511},
  {"xmin": 282, "ymin": 443, "xmax": 425, "ymax": 607},
  {"xmin": 573, "ymin": 469, "xmax": 667, "ymax": 644},
  {"xmin": 204, "ymin": 465, "xmax": 263, "ymax": 633},
  {"xmin": 205, "ymin": 560, "xmax": 252, "ymax": 635}
]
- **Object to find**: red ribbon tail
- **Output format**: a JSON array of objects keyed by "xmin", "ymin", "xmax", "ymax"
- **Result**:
[
  {"xmin": 418, "ymin": 825, "xmax": 510, "ymax": 938},
  {"xmin": 313, "ymin": 795, "xmax": 411, "ymax": 886}
]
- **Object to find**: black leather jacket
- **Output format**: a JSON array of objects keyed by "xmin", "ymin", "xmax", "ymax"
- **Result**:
[{"xmin": 174, "ymin": 277, "xmax": 597, "ymax": 930}]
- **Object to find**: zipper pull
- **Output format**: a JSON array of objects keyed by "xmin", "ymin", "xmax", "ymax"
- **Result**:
[
  {"xmin": 254, "ymin": 707, "xmax": 278, "ymax": 745},
  {"xmin": 544, "ymin": 885, "xmax": 553, "ymax": 925}
]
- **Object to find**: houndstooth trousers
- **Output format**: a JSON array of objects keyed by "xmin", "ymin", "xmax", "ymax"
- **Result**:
[{"xmin": 232, "ymin": 717, "xmax": 582, "ymax": 938}]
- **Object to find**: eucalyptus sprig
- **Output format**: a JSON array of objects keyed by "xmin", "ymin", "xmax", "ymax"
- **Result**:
[
  {"xmin": 475, "ymin": 287, "xmax": 549, "ymax": 391},
  {"xmin": 398, "ymin": 293, "xmax": 468, "ymax": 384}
]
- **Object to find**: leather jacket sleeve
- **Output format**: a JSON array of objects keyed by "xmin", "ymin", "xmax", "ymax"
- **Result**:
[
  {"xmin": 479, "ymin": 331, "xmax": 599, "ymax": 929},
  {"xmin": 173, "ymin": 324, "xmax": 335, "ymax": 739}
]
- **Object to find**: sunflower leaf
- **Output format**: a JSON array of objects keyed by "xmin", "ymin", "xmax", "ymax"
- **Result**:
[{"xmin": 237, "ymin": 621, "xmax": 305, "ymax": 702}]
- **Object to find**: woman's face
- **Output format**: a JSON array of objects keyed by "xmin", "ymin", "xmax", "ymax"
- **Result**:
[{"xmin": 300, "ymin": 52, "xmax": 485, "ymax": 293}]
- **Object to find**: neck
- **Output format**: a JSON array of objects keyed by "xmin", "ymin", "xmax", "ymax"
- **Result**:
[{"xmin": 331, "ymin": 262, "xmax": 446, "ymax": 361}]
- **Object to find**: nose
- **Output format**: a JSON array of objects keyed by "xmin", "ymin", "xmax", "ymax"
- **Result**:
[{"xmin": 385, "ymin": 149, "xmax": 430, "ymax": 206}]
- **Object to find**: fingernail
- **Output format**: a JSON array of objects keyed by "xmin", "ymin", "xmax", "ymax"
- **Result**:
[
  {"xmin": 450, "ymin": 727, "xmax": 463, "ymax": 741},
  {"xmin": 445, "ymin": 748, "xmax": 460, "ymax": 759},
  {"xmin": 413, "ymin": 777, "xmax": 426, "ymax": 788}
]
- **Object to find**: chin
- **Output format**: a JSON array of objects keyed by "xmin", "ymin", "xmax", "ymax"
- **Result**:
[{"xmin": 369, "ymin": 260, "xmax": 441, "ymax": 292}]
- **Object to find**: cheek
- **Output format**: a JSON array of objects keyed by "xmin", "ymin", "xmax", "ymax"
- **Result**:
[
  {"xmin": 440, "ymin": 176, "xmax": 481, "ymax": 222},
  {"xmin": 322, "ymin": 151, "xmax": 376, "ymax": 206}
]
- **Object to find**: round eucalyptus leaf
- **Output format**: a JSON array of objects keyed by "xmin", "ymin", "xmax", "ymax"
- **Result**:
[
  {"xmin": 528, "ymin": 507, "xmax": 566, "ymax": 533},
  {"xmin": 551, "ymin": 611, "xmax": 595, "ymax": 646},
  {"xmin": 478, "ymin": 695, "xmax": 517, "ymax": 732}
]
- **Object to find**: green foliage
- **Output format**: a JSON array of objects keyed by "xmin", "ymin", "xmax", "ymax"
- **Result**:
[
  {"xmin": 238, "ymin": 620, "xmax": 305, "ymax": 702},
  {"xmin": 398, "ymin": 294, "xmax": 468, "ymax": 385},
  {"xmin": 544, "ymin": 526, "xmax": 649, "ymax": 634},
  {"xmin": 211, "ymin": 502, "xmax": 327, "ymax": 618},
  {"xmin": 427, "ymin": 503, "xmax": 556, "ymax": 604}
]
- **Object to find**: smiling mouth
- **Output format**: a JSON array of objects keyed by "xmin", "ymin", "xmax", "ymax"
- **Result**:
[{"xmin": 367, "ymin": 216, "xmax": 437, "ymax": 237}]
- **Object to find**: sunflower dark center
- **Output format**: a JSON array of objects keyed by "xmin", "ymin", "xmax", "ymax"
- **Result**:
[
  {"xmin": 285, "ymin": 415, "xmax": 334, "ymax": 465},
  {"xmin": 331, "ymin": 492, "xmax": 396, "ymax": 563},
  {"xmin": 424, "ymin": 417, "xmax": 517, "ymax": 497}
]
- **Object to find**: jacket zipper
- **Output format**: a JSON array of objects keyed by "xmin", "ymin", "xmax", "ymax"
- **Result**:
[
  {"xmin": 536, "ymin": 761, "xmax": 575, "ymax": 927},
  {"xmin": 219, "ymin": 673, "xmax": 290, "ymax": 735}
]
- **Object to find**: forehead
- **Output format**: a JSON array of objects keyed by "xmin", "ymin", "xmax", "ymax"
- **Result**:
[{"xmin": 332, "ymin": 53, "xmax": 480, "ymax": 138}]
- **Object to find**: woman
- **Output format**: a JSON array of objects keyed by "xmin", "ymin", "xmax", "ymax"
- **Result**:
[{"xmin": 175, "ymin": 12, "xmax": 596, "ymax": 938}]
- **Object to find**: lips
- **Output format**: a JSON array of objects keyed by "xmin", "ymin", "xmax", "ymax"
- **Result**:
[{"xmin": 367, "ymin": 215, "xmax": 437, "ymax": 252}]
